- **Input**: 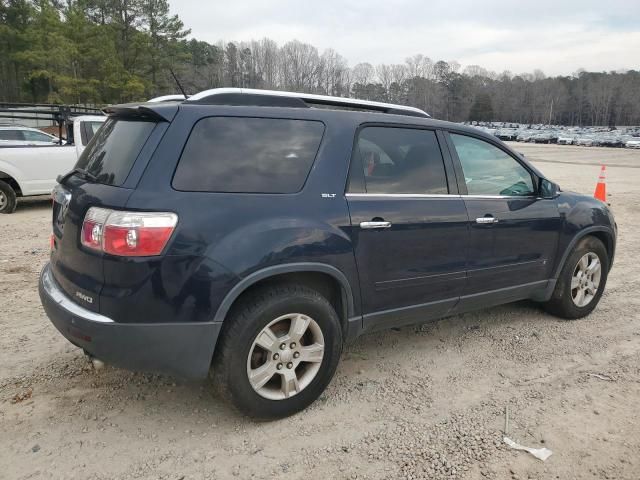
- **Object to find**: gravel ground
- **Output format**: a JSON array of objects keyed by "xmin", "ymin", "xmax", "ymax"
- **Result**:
[{"xmin": 1, "ymin": 143, "xmax": 639, "ymax": 480}]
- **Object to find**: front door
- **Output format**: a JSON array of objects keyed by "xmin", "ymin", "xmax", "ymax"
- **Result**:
[
  {"xmin": 346, "ymin": 126, "xmax": 469, "ymax": 331},
  {"xmin": 446, "ymin": 132, "xmax": 560, "ymax": 306}
]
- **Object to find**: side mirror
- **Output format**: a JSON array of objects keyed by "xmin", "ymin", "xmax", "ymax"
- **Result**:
[{"xmin": 539, "ymin": 178, "xmax": 559, "ymax": 199}]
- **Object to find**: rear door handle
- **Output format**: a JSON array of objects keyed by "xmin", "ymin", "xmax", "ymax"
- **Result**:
[
  {"xmin": 360, "ymin": 221, "xmax": 392, "ymax": 229},
  {"xmin": 475, "ymin": 216, "xmax": 499, "ymax": 224}
]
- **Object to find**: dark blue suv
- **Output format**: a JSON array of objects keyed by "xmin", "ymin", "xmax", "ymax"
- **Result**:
[{"xmin": 39, "ymin": 88, "xmax": 616, "ymax": 418}]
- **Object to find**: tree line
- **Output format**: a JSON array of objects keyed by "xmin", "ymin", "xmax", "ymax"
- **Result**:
[{"xmin": 1, "ymin": 0, "xmax": 639, "ymax": 126}]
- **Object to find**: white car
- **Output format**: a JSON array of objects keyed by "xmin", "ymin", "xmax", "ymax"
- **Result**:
[
  {"xmin": 576, "ymin": 136, "xmax": 599, "ymax": 147},
  {"xmin": 557, "ymin": 135, "xmax": 575, "ymax": 145},
  {"xmin": 0, "ymin": 115, "xmax": 105, "ymax": 213},
  {"xmin": 626, "ymin": 139, "xmax": 640, "ymax": 149},
  {"xmin": 0, "ymin": 125, "xmax": 61, "ymax": 146}
]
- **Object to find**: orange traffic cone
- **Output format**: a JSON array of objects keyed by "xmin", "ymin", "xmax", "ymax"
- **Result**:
[{"xmin": 594, "ymin": 165, "xmax": 607, "ymax": 202}]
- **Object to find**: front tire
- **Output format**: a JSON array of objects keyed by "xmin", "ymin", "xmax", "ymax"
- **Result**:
[
  {"xmin": 211, "ymin": 284, "xmax": 343, "ymax": 419},
  {"xmin": 543, "ymin": 236, "xmax": 609, "ymax": 319},
  {"xmin": 0, "ymin": 180, "xmax": 17, "ymax": 214}
]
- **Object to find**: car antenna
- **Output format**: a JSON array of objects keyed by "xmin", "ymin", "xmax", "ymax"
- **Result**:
[{"xmin": 169, "ymin": 67, "xmax": 188, "ymax": 99}]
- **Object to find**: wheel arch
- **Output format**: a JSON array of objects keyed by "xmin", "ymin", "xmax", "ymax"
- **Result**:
[
  {"xmin": 0, "ymin": 171, "xmax": 23, "ymax": 197},
  {"xmin": 213, "ymin": 263, "xmax": 356, "ymax": 333},
  {"xmin": 552, "ymin": 226, "xmax": 615, "ymax": 279}
]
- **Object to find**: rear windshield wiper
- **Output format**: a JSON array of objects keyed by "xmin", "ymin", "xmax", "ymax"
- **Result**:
[{"xmin": 57, "ymin": 167, "xmax": 97, "ymax": 185}]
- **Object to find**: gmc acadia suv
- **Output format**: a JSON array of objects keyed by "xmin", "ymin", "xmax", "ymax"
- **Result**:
[{"xmin": 39, "ymin": 88, "xmax": 616, "ymax": 418}]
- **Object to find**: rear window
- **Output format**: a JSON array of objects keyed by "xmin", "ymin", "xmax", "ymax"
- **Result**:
[
  {"xmin": 172, "ymin": 117, "xmax": 324, "ymax": 193},
  {"xmin": 75, "ymin": 118, "xmax": 155, "ymax": 186}
]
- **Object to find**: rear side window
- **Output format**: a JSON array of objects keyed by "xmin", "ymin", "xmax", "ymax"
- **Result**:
[
  {"xmin": 172, "ymin": 117, "xmax": 324, "ymax": 193},
  {"xmin": 75, "ymin": 118, "xmax": 156, "ymax": 186},
  {"xmin": 0, "ymin": 130, "xmax": 24, "ymax": 141},
  {"xmin": 349, "ymin": 127, "xmax": 448, "ymax": 194}
]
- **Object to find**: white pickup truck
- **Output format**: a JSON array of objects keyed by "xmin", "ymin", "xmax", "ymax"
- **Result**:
[{"xmin": 0, "ymin": 115, "xmax": 105, "ymax": 213}]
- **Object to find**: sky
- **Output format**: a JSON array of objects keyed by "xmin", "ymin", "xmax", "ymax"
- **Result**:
[{"xmin": 170, "ymin": 0, "xmax": 640, "ymax": 76}]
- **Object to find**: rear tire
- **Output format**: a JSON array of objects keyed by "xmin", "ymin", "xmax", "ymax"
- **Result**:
[
  {"xmin": 211, "ymin": 284, "xmax": 343, "ymax": 419},
  {"xmin": 543, "ymin": 236, "xmax": 609, "ymax": 319},
  {"xmin": 0, "ymin": 180, "xmax": 17, "ymax": 214}
]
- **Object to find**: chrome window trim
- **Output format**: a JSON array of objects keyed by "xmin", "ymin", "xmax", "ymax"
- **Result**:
[
  {"xmin": 345, "ymin": 193, "xmax": 461, "ymax": 199},
  {"xmin": 345, "ymin": 193, "xmax": 538, "ymax": 200},
  {"xmin": 462, "ymin": 194, "xmax": 538, "ymax": 200},
  {"xmin": 41, "ymin": 265, "xmax": 114, "ymax": 323}
]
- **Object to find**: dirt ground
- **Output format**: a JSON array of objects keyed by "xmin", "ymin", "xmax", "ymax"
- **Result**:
[{"xmin": 1, "ymin": 143, "xmax": 639, "ymax": 480}]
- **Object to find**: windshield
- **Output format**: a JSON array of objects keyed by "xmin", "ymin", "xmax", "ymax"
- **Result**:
[{"xmin": 75, "ymin": 118, "xmax": 155, "ymax": 186}]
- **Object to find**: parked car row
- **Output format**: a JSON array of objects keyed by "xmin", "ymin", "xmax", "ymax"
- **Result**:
[{"xmin": 464, "ymin": 122, "xmax": 640, "ymax": 148}]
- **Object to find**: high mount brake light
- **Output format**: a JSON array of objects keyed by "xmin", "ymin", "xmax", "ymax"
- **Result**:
[{"xmin": 81, "ymin": 207, "xmax": 178, "ymax": 257}]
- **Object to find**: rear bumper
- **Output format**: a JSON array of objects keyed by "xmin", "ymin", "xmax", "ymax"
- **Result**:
[{"xmin": 38, "ymin": 263, "xmax": 221, "ymax": 378}]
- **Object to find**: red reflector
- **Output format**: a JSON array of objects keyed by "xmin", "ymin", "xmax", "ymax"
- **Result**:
[
  {"xmin": 49, "ymin": 233, "xmax": 55, "ymax": 251},
  {"xmin": 68, "ymin": 327, "xmax": 92, "ymax": 343}
]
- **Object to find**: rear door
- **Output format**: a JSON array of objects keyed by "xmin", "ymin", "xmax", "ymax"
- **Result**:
[
  {"xmin": 445, "ymin": 132, "xmax": 560, "ymax": 303},
  {"xmin": 346, "ymin": 125, "xmax": 469, "ymax": 331}
]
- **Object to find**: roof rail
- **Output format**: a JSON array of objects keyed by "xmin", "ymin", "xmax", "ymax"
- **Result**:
[
  {"xmin": 147, "ymin": 94, "xmax": 188, "ymax": 103},
  {"xmin": 185, "ymin": 88, "xmax": 430, "ymax": 118}
]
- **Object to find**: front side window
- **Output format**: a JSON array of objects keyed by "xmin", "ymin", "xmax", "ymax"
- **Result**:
[
  {"xmin": 23, "ymin": 130, "xmax": 53, "ymax": 142},
  {"xmin": 350, "ymin": 127, "xmax": 448, "ymax": 195},
  {"xmin": 450, "ymin": 133, "xmax": 535, "ymax": 196},
  {"xmin": 173, "ymin": 117, "xmax": 324, "ymax": 193}
]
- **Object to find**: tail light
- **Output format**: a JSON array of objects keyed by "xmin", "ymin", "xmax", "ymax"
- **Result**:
[{"xmin": 81, "ymin": 207, "xmax": 178, "ymax": 257}]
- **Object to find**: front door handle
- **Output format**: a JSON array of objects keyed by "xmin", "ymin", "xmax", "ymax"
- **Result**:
[
  {"xmin": 360, "ymin": 221, "xmax": 392, "ymax": 229},
  {"xmin": 476, "ymin": 216, "xmax": 499, "ymax": 224}
]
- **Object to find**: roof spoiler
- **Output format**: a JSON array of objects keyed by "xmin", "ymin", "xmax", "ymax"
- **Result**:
[{"xmin": 102, "ymin": 103, "xmax": 178, "ymax": 122}]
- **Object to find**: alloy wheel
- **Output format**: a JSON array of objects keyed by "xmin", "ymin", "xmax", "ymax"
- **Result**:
[
  {"xmin": 571, "ymin": 252, "xmax": 602, "ymax": 307},
  {"xmin": 246, "ymin": 313, "xmax": 325, "ymax": 400}
]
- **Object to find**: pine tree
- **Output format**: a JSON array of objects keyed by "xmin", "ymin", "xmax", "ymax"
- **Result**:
[{"xmin": 469, "ymin": 93, "xmax": 494, "ymax": 122}]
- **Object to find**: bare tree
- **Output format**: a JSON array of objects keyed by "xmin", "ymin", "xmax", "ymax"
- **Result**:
[
  {"xmin": 376, "ymin": 64, "xmax": 393, "ymax": 100},
  {"xmin": 279, "ymin": 40, "xmax": 321, "ymax": 92}
]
